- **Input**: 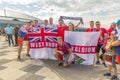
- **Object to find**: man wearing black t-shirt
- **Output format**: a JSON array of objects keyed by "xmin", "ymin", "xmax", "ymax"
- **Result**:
[{"xmin": 13, "ymin": 24, "xmax": 19, "ymax": 46}]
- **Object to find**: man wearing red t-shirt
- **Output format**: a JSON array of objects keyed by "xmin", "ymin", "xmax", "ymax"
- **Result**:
[
  {"xmin": 57, "ymin": 19, "xmax": 67, "ymax": 41},
  {"xmin": 86, "ymin": 21, "xmax": 96, "ymax": 32},
  {"xmin": 95, "ymin": 21, "xmax": 107, "ymax": 67},
  {"xmin": 54, "ymin": 36, "xmax": 72, "ymax": 67}
]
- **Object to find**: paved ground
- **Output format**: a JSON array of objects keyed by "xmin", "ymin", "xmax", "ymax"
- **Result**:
[
  {"xmin": 0, "ymin": 36, "xmax": 62, "ymax": 80},
  {"xmin": 0, "ymin": 36, "xmax": 120, "ymax": 80}
]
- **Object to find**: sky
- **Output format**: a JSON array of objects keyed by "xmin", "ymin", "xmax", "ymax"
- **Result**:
[{"xmin": 0, "ymin": 0, "xmax": 120, "ymax": 28}]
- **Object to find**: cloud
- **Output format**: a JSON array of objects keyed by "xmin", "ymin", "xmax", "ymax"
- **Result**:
[
  {"xmin": 2, "ymin": 0, "xmax": 39, "ymax": 5},
  {"xmin": 0, "ymin": 0, "xmax": 120, "ymax": 28}
]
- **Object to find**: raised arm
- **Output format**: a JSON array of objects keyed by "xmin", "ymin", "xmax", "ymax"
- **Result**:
[
  {"xmin": 74, "ymin": 19, "xmax": 84, "ymax": 30},
  {"xmin": 74, "ymin": 21, "xmax": 81, "ymax": 30}
]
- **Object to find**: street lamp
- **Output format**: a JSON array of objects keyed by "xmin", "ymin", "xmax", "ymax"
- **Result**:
[{"xmin": 51, "ymin": 9, "xmax": 54, "ymax": 17}]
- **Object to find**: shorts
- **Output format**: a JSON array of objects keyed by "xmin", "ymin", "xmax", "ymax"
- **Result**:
[
  {"xmin": 96, "ymin": 44, "xmax": 105, "ymax": 53},
  {"xmin": 116, "ymin": 55, "xmax": 120, "ymax": 64},
  {"xmin": 24, "ymin": 35, "xmax": 28, "ymax": 40},
  {"xmin": 63, "ymin": 54, "xmax": 69, "ymax": 64},
  {"xmin": 58, "ymin": 52, "xmax": 68, "ymax": 64},
  {"xmin": 18, "ymin": 37, "xmax": 23, "ymax": 45},
  {"xmin": 18, "ymin": 37, "xmax": 28, "ymax": 45}
]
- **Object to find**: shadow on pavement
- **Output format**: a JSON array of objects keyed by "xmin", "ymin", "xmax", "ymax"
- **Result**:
[{"xmin": 41, "ymin": 59, "xmax": 106, "ymax": 80}]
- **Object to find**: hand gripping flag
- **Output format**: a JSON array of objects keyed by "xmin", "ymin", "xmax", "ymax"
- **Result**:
[
  {"xmin": 18, "ymin": 31, "xmax": 26, "ymax": 45},
  {"xmin": 59, "ymin": 16, "xmax": 84, "ymax": 25}
]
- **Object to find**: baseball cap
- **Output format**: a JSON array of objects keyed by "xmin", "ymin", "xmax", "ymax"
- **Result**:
[
  {"xmin": 111, "ymin": 31, "xmax": 115, "ymax": 34},
  {"xmin": 115, "ymin": 19, "xmax": 120, "ymax": 25}
]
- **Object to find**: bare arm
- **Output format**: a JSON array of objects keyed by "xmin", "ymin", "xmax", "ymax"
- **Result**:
[
  {"xmin": 64, "ymin": 49, "xmax": 72, "ymax": 60},
  {"xmin": 55, "ymin": 49, "xmax": 64, "ymax": 55},
  {"xmin": 111, "ymin": 40, "xmax": 120, "ymax": 46},
  {"xmin": 105, "ymin": 43, "xmax": 110, "ymax": 50},
  {"xmin": 74, "ymin": 21, "xmax": 80, "ymax": 30}
]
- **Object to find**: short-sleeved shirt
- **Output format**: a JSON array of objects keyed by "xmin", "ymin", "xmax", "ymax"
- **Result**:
[
  {"xmin": 20, "ymin": 25, "xmax": 26, "ymax": 32},
  {"xmin": 58, "ymin": 25, "xmax": 67, "ymax": 41},
  {"xmin": 57, "ymin": 42, "xmax": 70, "ymax": 54},
  {"xmin": 44, "ymin": 25, "xmax": 50, "ymax": 28},
  {"xmin": 86, "ymin": 28, "xmax": 97, "ymax": 32},
  {"xmin": 31, "ymin": 25, "xmax": 41, "ymax": 33},
  {"xmin": 107, "ymin": 27, "xmax": 114, "ymax": 35},
  {"xmin": 96, "ymin": 28, "xmax": 107, "ymax": 44},
  {"xmin": 32, "ymin": 25, "xmax": 41, "ymax": 27},
  {"xmin": 6, "ymin": 26, "xmax": 13, "ymax": 34},
  {"xmin": 14, "ymin": 27, "xmax": 19, "ymax": 34},
  {"xmin": 106, "ymin": 39, "xmax": 114, "ymax": 56},
  {"xmin": 116, "ymin": 29, "xmax": 120, "ymax": 40},
  {"xmin": 20, "ymin": 25, "xmax": 31, "ymax": 40},
  {"xmin": 47, "ymin": 24, "xmax": 57, "ymax": 28}
]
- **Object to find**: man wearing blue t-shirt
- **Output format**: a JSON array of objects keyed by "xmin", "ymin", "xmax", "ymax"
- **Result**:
[{"xmin": 5, "ymin": 23, "xmax": 14, "ymax": 46}]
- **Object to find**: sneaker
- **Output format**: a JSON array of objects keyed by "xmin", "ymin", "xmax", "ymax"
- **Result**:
[
  {"xmin": 102, "ymin": 62, "xmax": 107, "ymax": 67},
  {"xmin": 115, "ymin": 61, "xmax": 118, "ymax": 64},
  {"xmin": 26, "ymin": 54, "xmax": 30, "ymax": 57},
  {"xmin": 103, "ymin": 72, "xmax": 111, "ymax": 76},
  {"xmin": 57, "ymin": 62, "xmax": 63, "ymax": 66},
  {"xmin": 18, "ymin": 56, "xmax": 21, "ymax": 60},
  {"xmin": 72, "ymin": 59, "xmax": 75, "ymax": 64},
  {"xmin": 57, "ymin": 61, "xmax": 63, "ymax": 66},
  {"xmin": 72, "ymin": 61, "xmax": 75, "ymax": 64},
  {"xmin": 111, "ymin": 75, "xmax": 118, "ymax": 80},
  {"xmin": 95, "ymin": 61, "xmax": 100, "ymax": 65},
  {"xmin": 14, "ymin": 44, "xmax": 17, "ymax": 46},
  {"xmin": 14, "ymin": 44, "xmax": 18, "ymax": 46}
]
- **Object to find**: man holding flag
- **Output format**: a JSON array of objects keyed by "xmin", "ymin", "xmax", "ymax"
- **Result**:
[
  {"xmin": 18, "ymin": 22, "xmax": 32, "ymax": 60},
  {"xmin": 54, "ymin": 36, "xmax": 73, "ymax": 67}
]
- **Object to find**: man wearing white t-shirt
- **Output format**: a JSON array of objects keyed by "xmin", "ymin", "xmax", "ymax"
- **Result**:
[
  {"xmin": 32, "ymin": 20, "xmax": 41, "ymax": 27},
  {"xmin": 32, "ymin": 20, "xmax": 41, "ymax": 32},
  {"xmin": 48, "ymin": 17, "xmax": 57, "ymax": 28},
  {"xmin": 43, "ymin": 19, "xmax": 49, "ymax": 28}
]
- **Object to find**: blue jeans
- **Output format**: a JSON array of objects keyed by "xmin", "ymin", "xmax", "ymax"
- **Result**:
[
  {"xmin": 58, "ymin": 53, "xmax": 69, "ymax": 64},
  {"xmin": 7, "ymin": 34, "xmax": 14, "ymax": 45}
]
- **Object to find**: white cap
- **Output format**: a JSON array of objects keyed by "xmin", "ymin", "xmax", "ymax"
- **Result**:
[{"xmin": 111, "ymin": 31, "xmax": 115, "ymax": 34}]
